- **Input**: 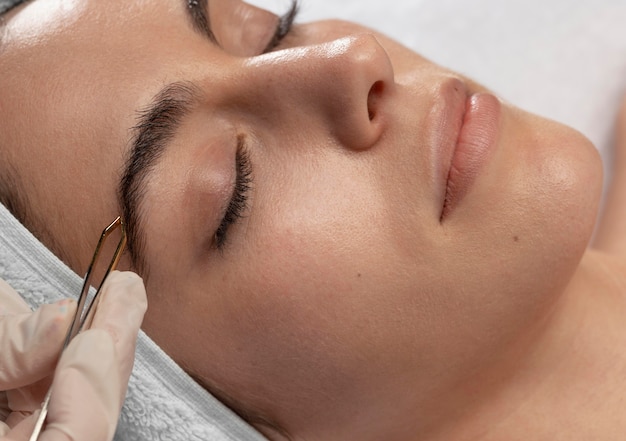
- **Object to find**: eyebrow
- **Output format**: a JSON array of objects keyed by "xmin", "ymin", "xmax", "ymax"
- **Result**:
[
  {"xmin": 118, "ymin": 0, "xmax": 221, "ymax": 275},
  {"xmin": 119, "ymin": 81, "xmax": 201, "ymax": 276}
]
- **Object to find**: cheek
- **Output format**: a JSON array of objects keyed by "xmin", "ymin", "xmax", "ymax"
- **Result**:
[
  {"xmin": 208, "ymin": 176, "xmax": 418, "ymax": 374},
  {"xmin": 442, "ymin": 107, "xmax": 603, "ymax": 330},
  {"xmin": 233, "ymin": 193, "xmax": 395, "ymax": 337},
  {"xmin": 498, "ymin": 109, "xmax": 602, "ymax": 264}
]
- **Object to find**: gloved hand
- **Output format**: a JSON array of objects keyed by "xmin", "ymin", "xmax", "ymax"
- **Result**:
[{"xmin": 0, "ymin": 271, "xmax": 147, "ymax": 441}]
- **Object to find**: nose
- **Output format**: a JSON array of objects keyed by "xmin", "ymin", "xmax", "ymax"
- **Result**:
[{"xmin": 237, "ymin": 34, "xmax": 395, "ymax": 151}]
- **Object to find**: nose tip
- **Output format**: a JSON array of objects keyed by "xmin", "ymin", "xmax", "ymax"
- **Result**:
[
  {"xmin": 320, "ymin": 34, "xmax": 395, "ymax": 151},
  {"xmin": 234, "ymin": 32, "xmax": 394, "ymax": 153}
]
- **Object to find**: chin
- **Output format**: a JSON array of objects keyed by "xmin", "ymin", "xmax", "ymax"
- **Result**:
[
  {"xmin": 511, "ymin": 108, "xmax": 603, "ymax": 285},
  {"xmin": 462, "ymin": 106, "xmax": 603, "ymax": 303}
]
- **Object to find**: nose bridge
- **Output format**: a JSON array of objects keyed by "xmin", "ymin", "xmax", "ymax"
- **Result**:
[{"xmin": 241, "ymin": 34, "xmax": 395, "ymax": 151}]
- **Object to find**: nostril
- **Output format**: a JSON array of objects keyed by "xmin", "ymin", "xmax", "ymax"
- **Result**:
[{"xmin": 367, "ymin": 81, "xmax": 385, "ymax": 121}]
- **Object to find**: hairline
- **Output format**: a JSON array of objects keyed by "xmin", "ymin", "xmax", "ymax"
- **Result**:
[{"xmin": 0, "ymin": 160, "xmax": 72, "ymax": 265}]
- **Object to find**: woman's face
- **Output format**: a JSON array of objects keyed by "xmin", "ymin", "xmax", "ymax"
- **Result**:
[{"xmin": 0, "ymin": 0, "xmax": 602, "ymax": 433}]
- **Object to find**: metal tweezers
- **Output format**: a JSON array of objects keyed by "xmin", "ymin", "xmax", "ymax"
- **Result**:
[{"xmin": 29, "ymin": 216, "xmax": 127, "ymax": 441}]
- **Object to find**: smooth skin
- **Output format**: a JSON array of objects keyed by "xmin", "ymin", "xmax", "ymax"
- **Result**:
[{"xmin": 0, "ymin": 1, "xmax": 625, "ymax": 439}]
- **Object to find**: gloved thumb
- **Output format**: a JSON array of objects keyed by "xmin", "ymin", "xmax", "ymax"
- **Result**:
[
  {"xmin": 41, "ymin": 330, "xmax": 119, "ymax": 441},
  {"xmin": 0, "ymin": 299, "xmax": 77, "ymax": 390},
  {"xmin": 39, "ymin": 271, "xmax": 147, "ymax": 441}
]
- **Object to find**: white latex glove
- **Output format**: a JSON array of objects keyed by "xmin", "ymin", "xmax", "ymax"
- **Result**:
[{"xmin": 0, "ymin": 271, "xmax": 147, "ymax": 441}]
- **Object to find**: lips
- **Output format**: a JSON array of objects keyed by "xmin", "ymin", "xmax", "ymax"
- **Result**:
[{"xmin": 439, "ymin": 91, "xmax": 501, "ymax": 220}]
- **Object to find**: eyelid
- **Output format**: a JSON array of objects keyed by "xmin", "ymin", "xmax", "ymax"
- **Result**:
[
  {"xmin": 262, "ymin": 0, "xmax": 300, "ymax": 53},
  {"xmin": 213, "ymin": 135, "xmax": 253, "ymax": 250},
  {"xmin": 199, "ymin": 0, "xmax": 298, "ymax": 56},
  {"xmin": 188, "ymin": 0, "xmax": 220, "ymax": 46}
]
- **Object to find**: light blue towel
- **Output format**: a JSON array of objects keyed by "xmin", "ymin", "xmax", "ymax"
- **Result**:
[{"xmin": 0, "ymin": 203, "xmax": 267, "ymax": 441}]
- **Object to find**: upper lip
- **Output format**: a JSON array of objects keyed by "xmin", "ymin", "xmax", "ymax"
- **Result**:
[{"xmin": 429, "ymin": 77, "xmax": 468, "ymax": 218}]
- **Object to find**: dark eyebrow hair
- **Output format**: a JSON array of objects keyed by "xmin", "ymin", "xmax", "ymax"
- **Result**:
[
  {"xmin": 119, "ymin": 81, "xmax": 201, "ymax": 277},
  {"xmin": 118, "ymin": 1, "xmax": 220, "ymax": 277},
  {"xmin": 185, "ymin": 0, "xmax": 219, "ymax": 46}
]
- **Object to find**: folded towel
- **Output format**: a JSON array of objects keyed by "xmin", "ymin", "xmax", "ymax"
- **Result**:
[{"xmin": 0, "ymin": 203, "xmax": 267, "ymax": 441}]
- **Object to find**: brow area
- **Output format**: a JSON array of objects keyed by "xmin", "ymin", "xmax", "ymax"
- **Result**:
[{"xmin": 119, "ymin": 81, "xmax": 201, "ymax": 276}]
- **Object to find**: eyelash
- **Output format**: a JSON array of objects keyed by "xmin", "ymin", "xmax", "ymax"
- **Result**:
[
  {"xmin": 214, "ymin": 136, "xmax": 252, "ymax": 250},
  {"xmin": 263, "ymin": 0, "xmax": 300, "ymax": 53},
  {"xmin": 212, "ymin": 2, "xmax": 297, "ymax": 250}
]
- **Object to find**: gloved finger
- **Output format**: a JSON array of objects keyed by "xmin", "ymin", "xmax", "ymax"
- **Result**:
[
  {"xmin": 88, "ymin": 271, "xmax": 147, "ymax": 400},
  {"xmin": 42, "ymin": 330, "xmax": 119, "ymax": 441},
  {"xmin": 0, "ymin": 300, "xmax": 76, "ymax": 390},
  {"xmin": 39, "ymin": 272, "xmax": 146, "ymax": 441},
  {"xmin": 0, "ymin": 279, "xmax": 31, "ymax": 316},
  {"xmin": 0, "ymin": 410, "xmax": 38, "ymax": 441},
  {"xmin": 5, "ymin": 377, "xmax": 51, "ymax": 426},
  {"xmin": 1, "ymin": 391, "xmax": 9, "ymax": 422},
  {"xmin": 0, "ymin": 420, "xmax": 9, "ymax": 437}
]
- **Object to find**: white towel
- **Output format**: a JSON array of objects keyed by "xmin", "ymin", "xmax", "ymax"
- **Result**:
[{"xmin": 0, "ymin": 203, "xmax": 267, "ymax": 441}]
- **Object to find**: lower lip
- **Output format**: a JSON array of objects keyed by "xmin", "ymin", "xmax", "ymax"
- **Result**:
[{"xmin": 441, "ymin": 92, "xmax": 501, "ymax": 220}]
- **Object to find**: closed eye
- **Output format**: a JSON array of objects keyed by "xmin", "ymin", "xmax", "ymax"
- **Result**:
[
  {"xmin": 213, "ymin": 135, "xmax": 253, "ymax": 250},
  {"xmin": 263, "ymin": 0, "xmax": 300, "ymax": 53}
]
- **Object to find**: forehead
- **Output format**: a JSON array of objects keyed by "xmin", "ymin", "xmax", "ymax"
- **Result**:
[
  {"xmin": 2, "ymin": 0, "xmax": 185, "ymax": 48},
  {"xmin": 0, "ymin": 0, "xmax": 211, "ymax": 139},
  {"xmin": 0, "ymin": 0, "xmax": 207, "ymax": 269},
  {"xmin": 0, "ymin": 1, "xmax": 171, "ymax": 152},
  {"xmin": 0, "ymin": 0, "xmax": 284, "ymax": 271},
  {"xmin": 0, "ymin": 0, "xmax": 254, "ymax": 97}
]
